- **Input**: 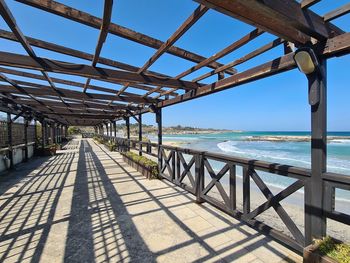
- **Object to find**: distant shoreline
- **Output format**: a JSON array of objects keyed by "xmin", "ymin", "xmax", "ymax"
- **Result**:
[{"xmin": 242, "ymin": 135, "xmax": 350, "ymax": 143}]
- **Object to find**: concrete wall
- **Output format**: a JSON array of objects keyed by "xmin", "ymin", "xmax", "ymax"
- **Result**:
[{"xmin": 0, "ymin": 145, "xmax": 35, "ymax": 173}]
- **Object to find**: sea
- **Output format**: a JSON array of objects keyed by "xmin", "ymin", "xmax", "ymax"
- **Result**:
[{"xmin": 148, "ymin": 131, "xmax": 350, "ymax": 202}]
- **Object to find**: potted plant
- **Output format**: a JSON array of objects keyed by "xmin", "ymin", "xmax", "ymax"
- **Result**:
[
  {"xmin": 121, "ymin": 151, "xmax": 159, "ymax": 179},
  {"xmin": 35, "ymin": 144, "xmax": 57, "ymax": 156},
  {"xmin": 304, "ymin": 236, "xmax": 350, "ymax": 263}
]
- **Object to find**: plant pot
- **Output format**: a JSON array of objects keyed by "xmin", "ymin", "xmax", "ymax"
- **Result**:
[
  {"xmin": 303, "ymin": 242, "xmax": 338, "ymax": 263},
  {"xmin": 122, "ymin": 153, "xmax": 156, "ymax": 179},
  {"xmin": 35, "ymin": 147, "xmax": 56, "ymax": 156}
]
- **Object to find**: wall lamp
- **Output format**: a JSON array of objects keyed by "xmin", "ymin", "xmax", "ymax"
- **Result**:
[
  {"xmin": 293, "ymin": 47, "xmax": 319, "ymax": 75},
  {"xmin": 149, "ymin": 104, "xmax": 157, "ymax": 113},
  {"xmin": 293, "ymin": 48, "xmax": 322, "ymax": 106}
]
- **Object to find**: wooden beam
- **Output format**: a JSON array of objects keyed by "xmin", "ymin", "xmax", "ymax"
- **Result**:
[
  {"xmin": 140, "ymin": 5, "xmax": 208, "ymax": 73},
  {"xmin": 0, "ymin": 29, "xmax": 179, "ymax": 84},
  {"xmin": 300, "ymin": 0, "xmax": 321, "ymax": 9},
  {"xmin": 15, "ymin": 0, "xmax": 236, "ymax": 75},
  {"xmin": 158, "ymin": 52, "xmax": 297, "ymax": 108},
  {"xmin": 155, "ymin": 32, "xmax": 349, "ymax": 108},
  {"xmin": 0, "ymin": 82, "xmax": 160, "ymax": 104},
  {"xmin": 0, "ymin": 0, "xmax": 70, "ymax": 107},
  {"xmin": 0, "ymin": 66, "xmax": 179, "ymax": 97},
  {"xmin": 13, "ymin": 97, "xmax": 136, "ymax": 112},
  {"xmin": 83, "ymin": 0, "xmax": 113, "ymax": 93},
  {"xmin": 323, "ymin": 3, "xmax": 350, "ymax": 22},
  {"xmin": 0, "ymin": 51, "xmax": 200, "ymax": 90},
  {"xmin": 193, "ymin": 38, "xmax": 285, "ymax": 82},
  {"xmin": 176, "ymin": 28, "xmax": 263, "ymax": 79},
  {"xmin": 194, "ymin": 0, "xmax": 343, "ymax": 44},
  {"xmin": 114, "ymin": 4, "xmax": 208, "ymax": 99},
  {"xmin": 321, "ymin": 32, "xmax": 350, "ymax": 58}
]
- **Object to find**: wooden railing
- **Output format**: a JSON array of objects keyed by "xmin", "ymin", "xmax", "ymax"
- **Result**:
[{"xmin": 96, "ymin": 134, "xmax": 350, "ymax": 253}]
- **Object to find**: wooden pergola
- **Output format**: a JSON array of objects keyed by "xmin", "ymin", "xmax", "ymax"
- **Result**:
[{"xmin": 0, "ymin": 0, "xmax": 349, "ymax": 253}]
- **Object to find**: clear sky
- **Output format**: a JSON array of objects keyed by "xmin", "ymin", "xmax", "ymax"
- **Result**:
[{"xmin": 0, "ymin": 0, "xmax": 349, "ymax": 131}]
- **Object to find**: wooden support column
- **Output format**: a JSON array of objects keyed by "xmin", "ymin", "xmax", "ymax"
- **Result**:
[
  {"xmin": 41, "ymin": 120, "xmax": 45, "ymax": 149},
  {"xmin": 125, "ymin": 117, "xmax": 130, "ymax": 151},
  {"xmin": 47, "ymin": 124, "xmax": 50, "ymax": 144},
  {"xmin": 305, "ymin": 58, "xmax": 327, "ymax": 245},
  {"xmin": 24, "ymin": 119, "xmax": 28, "ymax": 162},
  {"xmin": 52, "ymin": 124, "xmax": 56, "ymax": 144},
  {"xmin": 113, "ymin": 121, "xmax": 117, "ymax": 138},
  {"xmin": 34, "ymin": 119, "xmax": 37, "ymax": 145},
  {"xmin": 7, "ymin": 112, "xmax": 13, "ymax": 169},
  {"xmin": 156, "ymin": 108, "xmax": 162, "ymax": 170},
  {"xmin": 138, "ymin": 114, "xmax": 142, "ymax": 156},
  {"xmin": 105, "ymin": 123, "xmax": 109, "ymax": 139}
]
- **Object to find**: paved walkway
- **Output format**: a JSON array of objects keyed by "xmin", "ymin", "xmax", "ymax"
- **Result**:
[{"xmin": 0, "ymin": 138, "xmax": 301, "ymax": 262}]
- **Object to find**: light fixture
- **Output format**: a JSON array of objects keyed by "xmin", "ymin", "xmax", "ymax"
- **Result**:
[
  {"xmin": 293, "ymin": 47, "xmax": 319, "ymax": 75},
  {"xmin": 149, "ymin": 104, "xmax": 157, "ymax": 113}
]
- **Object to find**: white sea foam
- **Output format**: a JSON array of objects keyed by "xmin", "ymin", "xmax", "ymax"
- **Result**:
[{"xmin": 217, "ymin": 140, "xmax": 311, "ymax": 165}]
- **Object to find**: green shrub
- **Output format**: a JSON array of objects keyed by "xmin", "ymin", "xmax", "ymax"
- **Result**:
[
  {"xmin": 317, "ymin": 236, "xmax": 350, "ymax": 263},
  {"xmin": 107, "ymin": 141, "xmax": 117, "ymax": 151},
  {"xmin": 124, "ymin": 151, "xmax": 159, "ymax": 179}
]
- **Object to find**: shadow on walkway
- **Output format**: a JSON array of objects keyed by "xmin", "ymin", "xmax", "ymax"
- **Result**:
[
  {"xmin": 64, "ymin": 139, "xmax": 154, "ymax": 262},
  {"xmin": 0, "ymin": 138, "xmax": 299, "ymax": 262}
]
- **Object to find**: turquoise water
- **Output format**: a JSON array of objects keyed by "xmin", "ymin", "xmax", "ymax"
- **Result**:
[{"xmin": 149, "ymin": 131, "xmax": 350, "ymax": 201}]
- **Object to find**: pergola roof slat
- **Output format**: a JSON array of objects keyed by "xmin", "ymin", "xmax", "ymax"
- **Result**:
[
  {"xmin": 15, "ymin": 0, "xmax": 236, "ymax": 75},
  {"xmin": 0, "ymin": 51, "xmax": 200, "ymax": 90}
]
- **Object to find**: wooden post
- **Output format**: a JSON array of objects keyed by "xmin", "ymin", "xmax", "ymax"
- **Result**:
[
  {"xmin": 52, "ymin": 124, "xmax": 56, "ymax": 144},
  {"xmin": 24, "ymin": 119, "xmax": 28, "ymax": 162},
  {"xmin": 113, "ymin": 121, "xmax": 117, "ymax": 138},
  {"xmin": 7, "ymin": 112, "xmax": 13, "ymax": 169},
  {"xmin": 34, "ymin": 119, "xmax": 37, "ymax": 145},
  {"xmin": 105, "ymin": 123, "xmax": 109, "ymax": 139},
  {"xmin": 125, "ymin": 117, "xmax": 130, "ymax": 151},
  {"xmin": 195, "ymin": 152, "xmax": 204, "ymax": 203},
  {"xmin": 156, "ymin": 108, "xmax": 162, "ymax": 173},
  {"xmin": 41, "ymin": 120, "xmax": 45, "ymax": 149},
  {"xmin": 305, "ymin": 58, "xmax": 327, "ymax": 245},
  {"xmin": 138, "ymin": 114, "xmax": 142, "ymax": 156}
]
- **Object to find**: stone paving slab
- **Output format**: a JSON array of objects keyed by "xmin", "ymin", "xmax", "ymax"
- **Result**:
[{"xmin": 0, "ymin": 138, "xmax": 302, "ymax": 262}]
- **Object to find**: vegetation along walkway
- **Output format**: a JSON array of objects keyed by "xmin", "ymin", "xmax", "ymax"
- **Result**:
[{"xmin": 0, "ymin": 138, "xmax": 302, "ymax": 262}]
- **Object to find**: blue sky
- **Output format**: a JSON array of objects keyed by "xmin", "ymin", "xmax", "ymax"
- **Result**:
[{"xmin": 0, "ymin": 0, "xmax": 349, "ymax": 131}]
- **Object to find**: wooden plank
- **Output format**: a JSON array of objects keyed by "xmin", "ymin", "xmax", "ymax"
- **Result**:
[
  {"xmin": 139, "ymin": 5, "xmax": 208, "ymax": 73},
  {"xmin": 323, "ymin": 3, "xmax": 350, "ymax": 22},
  {"xmin": 194, "ymin": 0, "xmax": 343, "ymax": 44},
  {"xmin": 0, "ymin": 29, "xmax": 179, "ymax": 83},
  {"xmin": 83, "ymin": 0, "xmax": 113, "ymax": 93},
  {"xmin": 0, "ymin": 0, "xmax": 69, "ymax": 107},
  {"xmin": 114, "ymin": 4, "xmax": 208, "ymax": 99},
  {"xmin": 321, "ymin": 32, "xmax": 350, "ymax": 57},
  {"xmin": 154, "ymin": 33, "xmax": 345, "ymax": 105},
  {"xmin": 0, "ymin": 51, "xmax": 200, "ymax": 90},
  {"xmin": 176, "ymin": 28, "xmax": 263, "ymax": 79},
  {"xmin": 158, "ymin": 52, "xmax": 296, "ymax": 108},
  {"xmin": 0, "ymin": 84, "xmax": 158, "ymax": 104},
  {"xmin": 301, "ymin": 0, "xmax": 321, "ymax": 9},
  {"xmin": 193, "ymin": 38, "xmax": 284, "ymax": 82},
  {"xmin": 13, "ymin": 97, "xmax": 137, "ymax": 111},
  {"xmin": 0, "ymin": 66, "xmax": 179, "ymax": 97},
  {"xmin": 15, "ymin": 0, "xmax": 236, "ymax": 75}
]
